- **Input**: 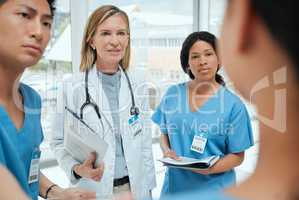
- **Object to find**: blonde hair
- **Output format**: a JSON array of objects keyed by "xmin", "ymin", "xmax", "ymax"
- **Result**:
[{"xmin": 80, "ymin": 5, "xmax": 131, "ymax": 72}]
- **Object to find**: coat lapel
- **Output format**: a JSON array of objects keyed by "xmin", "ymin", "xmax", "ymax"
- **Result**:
[
  {"xmin": 86, "ymin": 66, "xmax": 132, "ymax": 136},
  {"xmin": 87, "ymin": 67, "xmax": 114, "ymax": 133},
  {"xmin": 119, "ymin": 67, "xmax": 131, "ymax": 125}
]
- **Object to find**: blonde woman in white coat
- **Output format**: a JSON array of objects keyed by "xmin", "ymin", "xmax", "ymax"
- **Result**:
[{"xmin": 51, "ymin": 5, "xmax": 156, "ymax": 200}]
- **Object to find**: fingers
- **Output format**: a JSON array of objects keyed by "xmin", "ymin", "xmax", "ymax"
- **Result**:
[
  {"xmin": 84, "ymin": 152, "xmax": 97, "ymax": 167},
  {"xmin": 89, "ymin": 164, "xmax": 104, "ymax": 182},
  {"xmin": 62, "ymin": 188, "xmax": 96, "ymax": 200},
  {"xmin": 90, "ymin": 164, "xmax": 104, "ymax": 176},
  {"xmin": 172, "ymin": 155, "xmax": 182, "ymax": 161},
  {"xmin": 80, "ymin": 154, "xmax": 105, "ymax": 181},
  {"xmin": 164, "ymin": 150, "xmax": 181, "ymax": 161},
  {"xmin": 90, "ymin": 170, "xmax": 103, "ymax": 181},
  {"xmin": 113, "ymin": 192, "xmax": 133, "ymax": 200},
  {"xmin": 91, "ymin": 173, "xmax": 103, "ymax": 181},
  {"xmin": 78, "ymin": 162, "xmax": 104, "ymax": 181},
  {"xmin": 78, "ymin": 190, "xmax": 96, "ymax": 199}
]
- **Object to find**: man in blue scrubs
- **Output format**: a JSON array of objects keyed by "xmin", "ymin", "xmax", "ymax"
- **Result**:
[{"xmin": 0, "ymin": 0, "xmax": 96, "ymax": 199}]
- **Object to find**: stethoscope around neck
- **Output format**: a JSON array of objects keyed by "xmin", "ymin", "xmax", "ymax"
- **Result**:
[{"xmin": 80, "ymin": 66, "xmax": 140, "ymax": 125}]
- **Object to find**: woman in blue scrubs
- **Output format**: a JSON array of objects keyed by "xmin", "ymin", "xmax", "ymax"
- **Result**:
[
  {"xmin": 161, "ymin": 0, "xmax": 299, "ymax": 199},
  {"xmin": 0, "ymin": 0, "xmax": 95, "ymax": 199},
  {"xmin": 152, "ymin": 31, "xmax": 254, "ymax": 197}
]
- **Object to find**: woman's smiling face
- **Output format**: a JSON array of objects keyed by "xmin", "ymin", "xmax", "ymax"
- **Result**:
[{"xmin": 91, "ymin": 14, "xmax": 129, "ymax": 69}]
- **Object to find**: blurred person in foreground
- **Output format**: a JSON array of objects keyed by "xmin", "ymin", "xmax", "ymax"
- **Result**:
[{"xmin": 0, "ymin": 166, "xmax": 30, "ymax": 200}]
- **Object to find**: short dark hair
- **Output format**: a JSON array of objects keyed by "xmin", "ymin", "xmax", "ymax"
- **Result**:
[
  {"xmin": 180, "ymin": 31, "xmax": 225, "ymax": 86},
  {"xmin": 0, "ymin": 0, "xmax": 56, "ymax": 16},
  {"xmin": 47, "ymin": 0, "xmax": 56, "ymax": 16},
  {"xmin": 251, "ymin": 0, "xmax": 299, "ymax": 79}
]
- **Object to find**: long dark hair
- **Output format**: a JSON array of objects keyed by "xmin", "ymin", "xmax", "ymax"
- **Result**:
[{"xmin": 180, "ymin": 31, "xmax": 225, "ymax": 86}]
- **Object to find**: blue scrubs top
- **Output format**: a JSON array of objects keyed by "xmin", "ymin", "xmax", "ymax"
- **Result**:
[
  {"xmin": 161, "ymin": 189, "xmax": 241, "ymax": 200},
  {"xmin": 152, "ymin": 83, "xmax": 253, "ymax": 196},
  {"xmin": 0, "ymin": 83, "xmax": 44, "ymax": 200}
]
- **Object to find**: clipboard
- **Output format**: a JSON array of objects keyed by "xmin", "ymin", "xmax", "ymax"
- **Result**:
[
  {"xmin": 158, "ymin": 155, "xmax": 220, "ymax": 170},
  {"xmin": 64, "ymin": 107, "xmax": 108, "ymax": 167}
]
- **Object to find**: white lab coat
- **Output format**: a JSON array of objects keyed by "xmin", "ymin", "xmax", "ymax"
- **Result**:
[{"xmin": 50, "ymin": 66, "xmax": 156, "ymax": 200}]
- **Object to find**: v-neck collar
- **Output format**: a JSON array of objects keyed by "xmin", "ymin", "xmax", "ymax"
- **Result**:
[
  {"xmin": 185, "ymin": 82, "xmax": 223, "ymax": 113},
  {"xmin": 0, "ymin": 83, "xmax": 28, "ymax": 134}
]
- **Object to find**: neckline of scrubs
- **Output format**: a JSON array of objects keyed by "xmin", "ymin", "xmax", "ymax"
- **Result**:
[
  {"xmin": 185, "ymin": 82, "xmax": 223, "ymax": 113},
  {"xmin": 0, "ymin": 84, "xmax": 28, "ymax": 134}
]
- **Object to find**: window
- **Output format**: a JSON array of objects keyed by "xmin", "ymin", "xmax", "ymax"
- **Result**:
[
  {"xmin": 89, "ymin": 1, "xmax": 192, "ymax": 106},
  {"xmin": 34, "ymin": 3, "xmax": 257, "ymax": 197},
  {"xmin": 208, "ymin": 0, "xmax": 227, "ymax": 36},
  {"xmin": 21, "ymin": 0, "xmax": 71, "ymax": 157}
]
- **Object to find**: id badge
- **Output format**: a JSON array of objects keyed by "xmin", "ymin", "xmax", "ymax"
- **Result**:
[
  {"xmin": 28, "ymin": 147, "xmax": 41, "ymax": 184},
  {"xmin": 128, "ymin": 115, "xmax": 142, "ymax": 137},
  {"xmin": 190, "ymin": 135, "xmax": 207, "ymax": 154}
]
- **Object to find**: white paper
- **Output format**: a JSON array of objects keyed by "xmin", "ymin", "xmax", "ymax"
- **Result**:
[
  {"xmin": 64, "ymin": 125, "xmax": 108, "ymax": 167},
  {"xmin": 158, "ymin": 155, "xmax": 219, "ymax": 170}
]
